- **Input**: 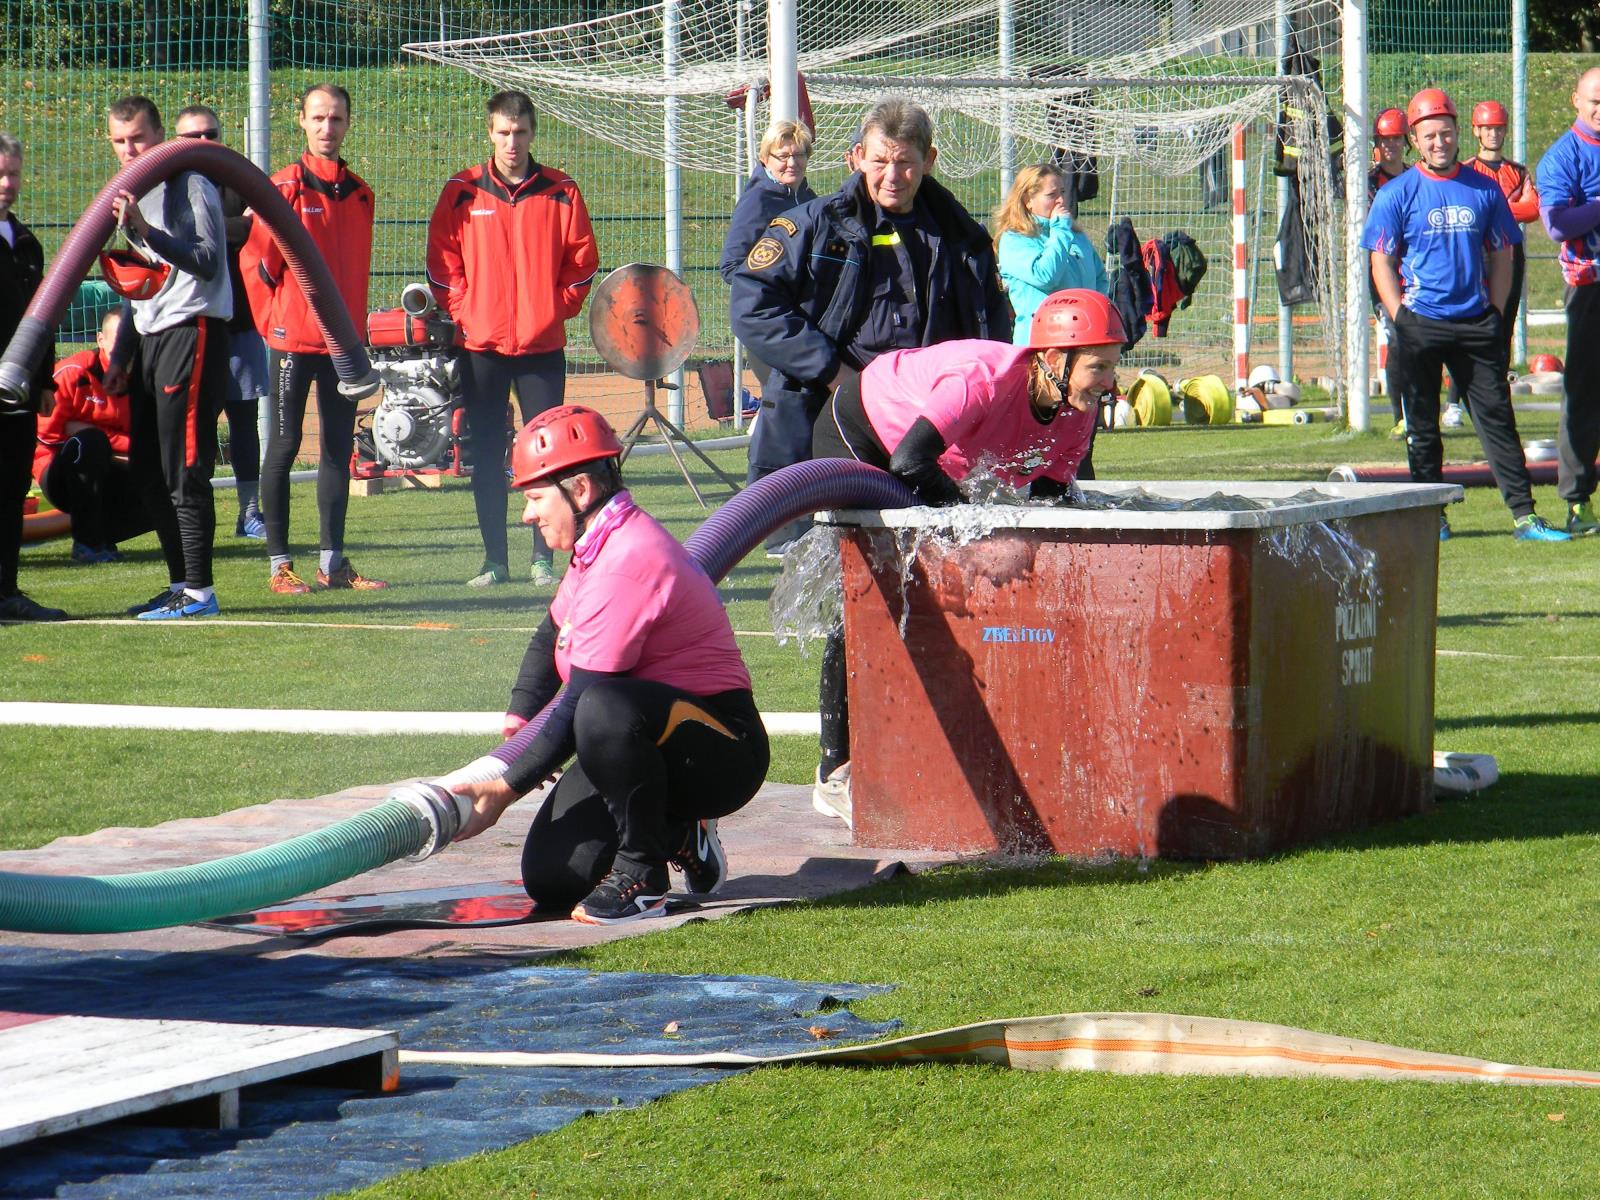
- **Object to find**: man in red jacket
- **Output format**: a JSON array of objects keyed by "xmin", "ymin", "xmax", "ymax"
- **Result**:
[
  {"xmin": 426, "ymin": 89, "xmax": 599, "ymax": 589},
  {"xmin": 241, "ymin": 82, "xmax": 385, "ymax": 595},
  {"xmin": 34, "ymin": 310, "xmax": 153, "ymax": 563}
]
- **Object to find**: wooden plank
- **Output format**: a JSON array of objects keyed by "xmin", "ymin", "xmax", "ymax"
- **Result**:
[{"xmin": 0, "ymin": 1013, "xmax": 398, "ymax": 1149}]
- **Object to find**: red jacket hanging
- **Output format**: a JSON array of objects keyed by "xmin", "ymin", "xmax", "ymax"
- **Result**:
[
  {"xmin": 426, "ymin": 161, "xmax": 599, "ymax": 356},
  {"xmin": 240, "ymin": 153, "xmax": 374, "ymax": 354},
  {"xmin": 1141, "ymin": 237, "xmax": 1186, "ymax": 336}
]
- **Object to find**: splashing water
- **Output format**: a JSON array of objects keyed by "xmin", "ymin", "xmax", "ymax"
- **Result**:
[
  {"xmin": 1265, "ymin": 517, "xmax": 1381, "ymax": 609},
  {"xmin": 1076, "ymin": 486, "xmax": 1340, "ymax": 513}
]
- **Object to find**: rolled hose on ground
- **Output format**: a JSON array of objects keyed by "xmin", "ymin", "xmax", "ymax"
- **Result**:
[
  {"xmin": 0, "ymin": 459, "xmax": 915, "ymax": 933},
  {"xmin": 0, "ymin": 138, "xmax": 379, "ymax": 408}
]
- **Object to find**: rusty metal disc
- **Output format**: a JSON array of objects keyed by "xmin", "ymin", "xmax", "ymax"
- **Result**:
[{"xmin": 588, "ymin": 263, "xmax": 700, "ymax": 381}]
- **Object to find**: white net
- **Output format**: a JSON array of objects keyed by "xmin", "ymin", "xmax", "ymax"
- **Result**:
[{"xmin": 404, "ymin": 0, "xmax": 1344, "ymax": 392}]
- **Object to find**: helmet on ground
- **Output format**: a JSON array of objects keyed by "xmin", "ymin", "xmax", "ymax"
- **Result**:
[
  {"xmin": 511, "ymin": 405, "xmax": 623, "ymax": 489},
  {"xmin": 1406, "ymin": 88, "xmax": 1458, "ymax": 127},
  {"xmin": 1373, "ymin": 108, "xmax": 1407, "ymax": 139},
  {"xmin": 1248, "ymin": 363, "xmax": 1282, "ymax": 390},
  {"xmin": 99, "ymin": 248, "xmax": 171, "ymax": 301},
  {"xmin": 1027, "ymin": 288, "xmax": 1128, "ymax": 350},
  {"xmin": 1528, "ymin": 353, "xmax": 1564, "ymax": 374},
  {"xmin": 1471, "ymin": 100, "xmax": 1509, "ymax": 128}
]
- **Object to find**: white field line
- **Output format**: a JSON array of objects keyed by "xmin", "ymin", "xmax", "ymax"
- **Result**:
[{"xmin": 0, "ymin": 701, "xmax": 821, "ymax": 737}]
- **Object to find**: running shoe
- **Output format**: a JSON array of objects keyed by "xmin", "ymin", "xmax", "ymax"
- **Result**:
[
  {"xmin": 467, "ymin": 561, "xmax": 510, "ymax": 588},
  {"xmin": 1568, "ymin": 500, "xmax": 1600, "ymax": 537},
  {"xmin": 1388, "ymin": 418, "xmax": 1406, "ymax": 441},
  {"xmin": 812, "ymin": 762, "xmax": 853, "ymax": 828},
  {"xmin": 1440, "ymin": 403, "xmax": 1464, "ymax": 429},
  {"xmin": 137, "ymin": 591, "xmax": 220, "ymax": 620},
  {"xmin": 70, "ymin": 542, "xmax": 121, "ymax": 565},
  {"xmin": 571, "ymin": 865, "xmax": 671, "ymax": 925},
  {"xmin": 669, "ymin": 819, "xmax": 727, "ymax": 897},
  {"xmin": 236, "ymin": 505, "xmax": 267, "ymax": 540},
  {"xmin": 529, "ymin": 559, "xmax": 558, "ymax": 587},
  {"xmin": 1439, "ymin": 514, "xmax": 1452, "ymax": 542},
  {"xmin": 0, "ymin": 590, "xmax": 68, "ymax": 622},
  {"xmin": 269, "ymin": 563, "xmax": 311, "ymax": 594},
  {"xmin": 1513, "ymin": 514, "xmax": 1573, "ymax": 543},
  {"xmin": 317, "ymin": 559, "xmax": 388, "ymax": 590},
  {"xmin": 127, "ymin": 588, "xmax": 180, "ymax": 616}
]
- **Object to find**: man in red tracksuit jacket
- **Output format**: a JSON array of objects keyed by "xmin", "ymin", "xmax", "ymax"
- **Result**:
[
  {"xmin": 426, "ymin": 88, "xmax": 599, "ymax": 589},
  {"xmin": 34, "ymin": 309, "xmax": 153, "ymax": 562},
  {"xmin": 241, "ymin": 81, "xmax": 385, "ymax": 596}
]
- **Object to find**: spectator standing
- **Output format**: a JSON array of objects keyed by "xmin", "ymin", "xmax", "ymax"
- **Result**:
[
  {"xmin": 241, "ymin": 82, "xmax": 385, "ymax": 595},
  {"xmin": 105, "ymin": 95, "xmax": 234, "ymax": 619},
  {"xmin": 427, "ymin": 89, "xmax": 600, "ymax": 589}
]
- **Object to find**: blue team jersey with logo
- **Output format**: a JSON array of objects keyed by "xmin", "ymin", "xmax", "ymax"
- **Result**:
[
  {"xmin": 1536, "ymin": 123, "xmax": 1600, "ymax": 286},
  {"xmin": 1360, "ymin": 163, "xmax": 1522, "ymax": 320}
]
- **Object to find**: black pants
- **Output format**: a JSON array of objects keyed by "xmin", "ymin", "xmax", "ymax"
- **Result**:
[
  {"xmin": 520, "ymin": 681, "xmax": 769, "ymax": 909},
  {"xmin": 1447, "ymin": 244, "xmax": 1524, "ymax": 411},
  {"xmin": 262, "ymin": 350, "xmax": 356, "ymax": 561},
  {"xmin": 129, "ymin": 317, "xmax": 227, "ymax": 588},
  {"xmin": 1374, "ymin": 305, "xmax": 1411, "ymax": 425},
  {"xmin": 1559, "ymin": 281, "xmax": 1600, "ymax": 504},
  {"xmin": 462, "ymin": 349, "xmax": 565, "ymax": 569},
  {"xmin": 1391, "ymin": 306, "xmax": 1533, "ymax": 518},
  {"xmin": 0, "ymin": 408, "xmax": 33, "ymax": 595},
  {"xmin": 39, "ymin": 428, "xmax": 153, "ymax": 549}
]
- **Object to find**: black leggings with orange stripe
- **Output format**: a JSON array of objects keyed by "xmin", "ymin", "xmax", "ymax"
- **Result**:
[{"xmin": 521, "ymin": 680, "xmax": 769, "ymax": 909}]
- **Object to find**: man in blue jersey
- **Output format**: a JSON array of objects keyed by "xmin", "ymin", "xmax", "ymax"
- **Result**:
[
  {"xmin": 1363, "ymin": 87, "xmax": 1568, "ymax": 542},
  {"xmin": 1537, "ymin": 66, "xmax": 1600, "ymax": 535}
]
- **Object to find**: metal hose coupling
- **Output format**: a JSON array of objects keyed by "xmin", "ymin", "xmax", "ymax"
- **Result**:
[{"xmin": 389, "ymin": 781, "xmax": 471, "ymax": 861}]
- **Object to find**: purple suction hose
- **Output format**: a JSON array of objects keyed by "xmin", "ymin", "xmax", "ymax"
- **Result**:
[
  {"xmin": 486, "ymin": 458, "xmax": 917, "ymax": 767},
  {"xmin": 0, "ymin": 138, "xmax": 378, "ymax": 407}
]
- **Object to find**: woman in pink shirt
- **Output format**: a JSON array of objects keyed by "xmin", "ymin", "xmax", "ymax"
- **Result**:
[
  {"xmin": 808, "ymin": 288, "xmax": 1125, "ymax": 824},
  {"xmin": 449, "ymin": 406, "xmax": 769, "ymax": 925}
]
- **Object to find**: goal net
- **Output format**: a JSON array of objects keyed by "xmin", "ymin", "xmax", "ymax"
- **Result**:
[{"xmin": 405, "ymin": 0, "xmax": 1343, "ymax": 393}]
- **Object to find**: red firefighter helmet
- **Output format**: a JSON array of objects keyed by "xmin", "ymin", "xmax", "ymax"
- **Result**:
[
  {"xmin": 1373, "ymin": 108, "xmax": 1407, "ymax": 139},
  {"xmin": 510, "ymin": 405, "xmax": 623, "ymax": 489},
  {"xmin": 1471, "ymin": 100, "xmax": 1509, "ymax": 128},
  {"xmin": 1528, "ymin": 353, "xmax": 1564, "ymax": 374},
  {"xmin": 1027, "ymin": 288, "xmax": 1128, "ymax": 350},
  {"xmin": 1406, "ymin": 88, "xmax": 1458, "ymax": 128},
  {"xmin": 98, "ymin": 248, "xmax": 171, "ymax": 301}
]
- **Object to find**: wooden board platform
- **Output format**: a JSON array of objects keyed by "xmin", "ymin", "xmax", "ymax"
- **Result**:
[{"xmin": 0, "ymin": 1011, "xmax": 398, "ymax": 1148}]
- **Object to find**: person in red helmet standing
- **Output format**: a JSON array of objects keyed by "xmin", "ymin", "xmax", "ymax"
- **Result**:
[
  {"xmin": 241, "ymin": 83, "xmax": 385, "ymax": 595},
  {"xmin": 1537, "ymin": 66, "xmax": 1600, "ymax": 535},
  {"xmin": 447, "ymin": 405, "xmax": 769, "ymax": 925},
  {"xmin": 1369, "ymin": 107, "xmax": 1412, "ymax": 435},
  {"xmin": 806, "ymin": 287, "xmax": 1125, "ymax": 826},
  {"xmin": 1446, "ymin": 99, "xmax": 1542, "ymax": 423},
  {"xmin": 1363, "ymin": 88, "xmax": 1568, "ymax": 542}
]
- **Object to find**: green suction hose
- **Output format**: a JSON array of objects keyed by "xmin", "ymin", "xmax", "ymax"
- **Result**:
[{"xmin": 0, "ymin": 791, "xmax": 461, "ymax": 934}]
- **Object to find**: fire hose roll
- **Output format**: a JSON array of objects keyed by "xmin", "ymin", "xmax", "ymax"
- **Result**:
[{"xmin": 0, "ymin": 138, "xmax": 379, "ymax": 409}]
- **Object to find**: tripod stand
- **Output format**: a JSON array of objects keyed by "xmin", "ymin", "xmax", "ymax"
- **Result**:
[{"xmin": 617, "ymin": 376, "xmax": 742, "ymax": 507}]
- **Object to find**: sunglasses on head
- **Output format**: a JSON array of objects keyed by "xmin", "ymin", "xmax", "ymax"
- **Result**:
[{"xmin": 179, "ymin": 129, "xmax": 220, "ymax": 141}]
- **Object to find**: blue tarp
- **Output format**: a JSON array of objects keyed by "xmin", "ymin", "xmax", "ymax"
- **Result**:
[{"xmin": 0, "ymin": 948, "xmax": 895, "ymax": 1199}]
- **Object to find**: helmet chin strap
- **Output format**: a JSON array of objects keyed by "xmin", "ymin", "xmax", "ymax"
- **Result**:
[
  {"xmin": 1034, "ymin": 352, "xmax": 1071, "ymax": 419},
  {"xmin": 557, "ymin": 471, "xmax": 619, "ymax": 539}
]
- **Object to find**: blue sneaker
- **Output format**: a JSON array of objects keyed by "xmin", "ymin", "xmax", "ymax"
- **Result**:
[
  {"xmin": 236, "ymin": 509, "xmax": 267, "ymax": 540},
  {"xmin": 136, "ymin": 591, "xmax": 221, "ymax": 620},
  {"xmin": 1439, "ymin": 515, "xmax": 1451, "ymax": 542},
  {"xmin": 1513, "ymin": 514, "xmax": 1572, "ymax": 543}
]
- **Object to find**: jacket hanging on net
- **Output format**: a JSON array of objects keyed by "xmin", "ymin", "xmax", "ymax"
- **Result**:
[
  {"xmin": 1106, "ymin": 217, "xmax": 1151, "ymax": 348},
  {"xmin": 1274, "ymin": 33, "xmax": 1344, "ymax": 195},
  {"xmin": 1275, "ymin": 175, "xmax": 1319, "ymax": 307}
]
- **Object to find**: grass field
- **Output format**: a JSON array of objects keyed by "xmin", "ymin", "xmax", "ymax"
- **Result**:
[{"xmin": 6, "ymin": 409, "xmax": 1600, "ymax": 1197}]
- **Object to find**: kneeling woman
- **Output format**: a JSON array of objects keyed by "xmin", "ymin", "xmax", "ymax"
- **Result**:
[
  {"xmin": 450, "ymin": 406, "xmax": 770, "ymax": 925},
  {"xmin": 808, "ymin": 288, "xmax": 1125, "ymax": 823}
]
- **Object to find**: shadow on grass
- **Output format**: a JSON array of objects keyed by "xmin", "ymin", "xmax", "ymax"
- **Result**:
[{"xmin": 1438, "ymin": 610, "xmax": 1600, "ymax": 626}]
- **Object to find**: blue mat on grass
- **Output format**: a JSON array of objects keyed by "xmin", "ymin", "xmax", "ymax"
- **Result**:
[{"xmin": 0, "ymin": 947, "xmax": 895, "ymax": 1199}]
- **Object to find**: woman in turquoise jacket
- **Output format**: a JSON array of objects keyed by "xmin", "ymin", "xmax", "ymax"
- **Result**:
[{"xmin": 994, "ymin": 164, "xmax": 1108, "ymax": 345}]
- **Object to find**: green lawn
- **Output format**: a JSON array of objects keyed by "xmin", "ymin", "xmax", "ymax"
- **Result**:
[{"xmin": 5, "ymin": 414, "xmax": 1600, "ymax": 1196}]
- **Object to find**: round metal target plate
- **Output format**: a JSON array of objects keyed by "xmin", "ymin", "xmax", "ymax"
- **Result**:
[{"xmin": 588, "ymin": 263, "xmax": 700, "ymax": 381}]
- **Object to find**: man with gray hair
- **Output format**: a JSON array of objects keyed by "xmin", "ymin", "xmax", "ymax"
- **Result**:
[
  {"xmin": 0, "ymin": 131, "xmax": 67, "ymax": 621},
  {"xmin": 729, "ymin": 97, "xmax": 1010, "ymax": 822}
]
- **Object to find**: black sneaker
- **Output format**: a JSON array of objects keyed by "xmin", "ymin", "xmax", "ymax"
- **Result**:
[
  {"xmin": 127, "ymin": 588, "xmax": 179, "ymax": 616},
  {"xmin": 669, "ymin": 819, "xmax": 727, "ymax": 897},
  {"xmin": 571, "ymin": 865, "xmax": 670, "ymax": 925},
  {"xmin": 0, "ymin": 591, "xmax": 68, "ymax": 622}
]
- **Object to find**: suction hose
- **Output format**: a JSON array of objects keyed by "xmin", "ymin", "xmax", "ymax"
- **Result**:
[
  {"xmin": 0, "ymin": 459, "xmax": 914, "ymax": 933},
  {"xmin": 0, "ymin": 138, "xmax": 379, "ymax": 409}
]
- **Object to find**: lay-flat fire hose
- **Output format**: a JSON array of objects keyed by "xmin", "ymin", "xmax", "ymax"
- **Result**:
[
  {"xmin": 0, "ymin": 138, "xmax": 378, "ymax": 409},
  {"xmin": 0, "ymin": 461, "xmax": 915, "ymax": 933}
]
